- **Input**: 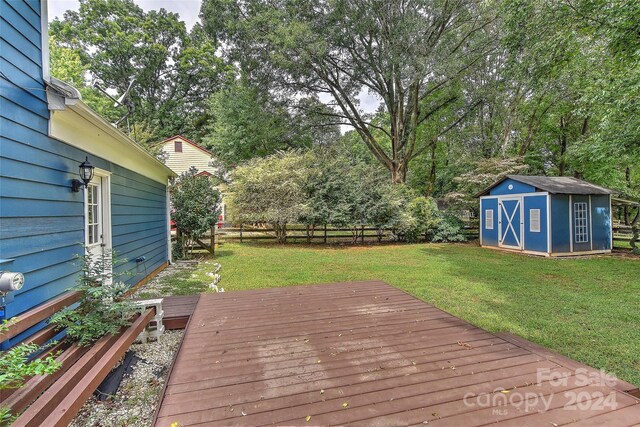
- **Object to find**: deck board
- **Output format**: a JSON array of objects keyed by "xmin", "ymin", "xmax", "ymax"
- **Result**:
[
  {"xmin": 154, "ymin": 281, "xmax": 640, "ymax": 426},
  {"xmin": 161, "ymin": 295, "xmax": 199, "ymax": 330}
]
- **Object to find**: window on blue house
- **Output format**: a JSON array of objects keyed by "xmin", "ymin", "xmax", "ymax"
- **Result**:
[
  {"xmin": 574, "ymin": 202, "xmax": 589, "ymax": 243},
  {"xmin": 87, "ymin": 184, "xmax": 100, "ymax": 245},
  {"xmin": 485, "ymin": 209, "xmax": 493, "ymax": 230}
]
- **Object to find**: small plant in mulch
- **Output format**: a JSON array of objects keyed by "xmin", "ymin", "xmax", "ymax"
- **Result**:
[{"xmin": 50, "ymin": 250, "xmax": 138, "ymax": 347}]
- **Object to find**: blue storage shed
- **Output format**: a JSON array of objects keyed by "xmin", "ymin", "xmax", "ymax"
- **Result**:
[
  {"xmin": 0, "ymin": 0, "xmax": 176, "ymax": 346},
  {"xmin": 477, "ymin": 176, "xmax": 614, "ymax": 256}
]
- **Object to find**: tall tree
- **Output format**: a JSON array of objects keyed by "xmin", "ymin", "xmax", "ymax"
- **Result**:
[
  {"xmin": 202, "ymin": 0, "xmax": 498, "ymax": 183},
  {"xmin": 498, "ymin": 0, "xmax": 640, "ymax": 190},
  {"xmin": 204, "ymin": 77, "xmax": 340, "ymax": 167},
  {"xmin": 50, "ymin": 0, "xmax": 230, "ymax": 144}
]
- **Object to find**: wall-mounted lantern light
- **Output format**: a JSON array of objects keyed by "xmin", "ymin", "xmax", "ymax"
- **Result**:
[{"xmin": 71, "ymin": 157, "xmax": 95, "ymax": 192}]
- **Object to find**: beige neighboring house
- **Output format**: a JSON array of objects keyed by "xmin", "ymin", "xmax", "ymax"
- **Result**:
[{"xmin": 160, "ymin": 135, "xmax": 227, "ymax": 221}]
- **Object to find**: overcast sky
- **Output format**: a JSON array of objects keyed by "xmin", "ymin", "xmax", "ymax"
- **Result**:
[
  {"xmin": 47, "ymin": 0, "xmax": 380, "ymax": 117},
  {"xmin": 48, "ymin": 0, "xmax": 202, "ymax": 29}
]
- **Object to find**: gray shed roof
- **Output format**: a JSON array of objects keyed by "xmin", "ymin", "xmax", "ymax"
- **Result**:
[{"xmin": 477, "ymin": 175, "xmax": 615, "ymax": 197}]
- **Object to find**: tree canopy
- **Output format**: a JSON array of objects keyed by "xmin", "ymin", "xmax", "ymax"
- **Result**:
[
  {"xmin": 204, "ymin": 77, "xmax": 340, "ymax": 167},
  {"xmin": 50, "ymin": 0, "xmax": 231, "ymax": 145},
  {"xmin": 49, "ymin": 0, "xmax": 640, "ymax": 230},
  {"xmin": 201, "ymin": 0, "xmax": 498, "ymax": 183}
]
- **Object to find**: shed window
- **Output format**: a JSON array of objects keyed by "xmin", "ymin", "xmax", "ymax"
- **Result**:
[
  {"xmin": 530, "ymin": 209, "xmax": 541, "ymax": 232},
  {"xmin": 574, "ymin": 202, "xmax": 589, "ymax": 243},
  {"xmin": 174, "ymin": 141, "xmax": 183, "ymax": 152},
  {"xmin": 485, "ymin": 209, "xmax": 494, "ymax": 230}
]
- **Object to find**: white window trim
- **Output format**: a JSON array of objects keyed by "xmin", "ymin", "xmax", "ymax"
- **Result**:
[
  {"xmin": 485, "ymin": 209, "xmax": 494, "ymax": 230},
  {"xmin": 84, "ymin": 169, "xmax": 112, "ymax": 250},
  {"xmin": 574, "ymin": 202, "xmax": 589, "ymax": 243},
  {"xmin": 41, "ymin": 0, "xmax": 50, "ymax": 82},
  {"xmin": 530, "ymin": 209, "xmax": 541, "ymax": 233}
]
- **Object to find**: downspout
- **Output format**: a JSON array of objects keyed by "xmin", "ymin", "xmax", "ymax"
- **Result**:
[{"xmin": 166, "ymin": 178, "xmax": 173, "ymax": 264}]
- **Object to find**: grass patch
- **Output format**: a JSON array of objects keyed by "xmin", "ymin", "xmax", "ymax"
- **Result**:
[{"xmin": 160, "ymin": 242, "xmax": 640, "ymax": 387}]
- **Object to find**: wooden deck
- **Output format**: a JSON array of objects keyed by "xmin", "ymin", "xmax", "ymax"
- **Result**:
[
  {"xmin": 162, "ymin": 295, "xmax": 200, "ymax": 330},
  {"xmin": 154, "ymin": 281, "xmax": 640, "ymax": 426}
]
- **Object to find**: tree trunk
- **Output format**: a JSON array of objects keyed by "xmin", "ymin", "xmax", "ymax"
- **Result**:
[
  {"xmin": 273, "ymin": 222, "xmax": 287, "ymax": 244},
  {"xmin": 306, "ymin": 224, "xmax": 315, "ymax": 243},
  {"xmin": 629, "ymin": 208, "xmax": 639, "ymax": 252},
  {"xmin": 350, "ymin": 227, "xmax": 359, "ymax": 244},
  {"xmin": 624, "ymin": 167, "xmax": 632, "ymax": 225},
  {"xmin": 426, "ymin": 142, "xmax": 437, "ymax": 196},
  {"xmin": 558, "ymin": 116, "xmax": 568, "ymax": 176},
  {"xmin": 390, "ymin": 161, "xmax": 406, "ymax": 184}
]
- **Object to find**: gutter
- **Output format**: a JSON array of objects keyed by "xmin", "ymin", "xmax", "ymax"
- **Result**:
[{"xmin": 45, "ymin": 77, "xmax": 176, "ymax": 179}]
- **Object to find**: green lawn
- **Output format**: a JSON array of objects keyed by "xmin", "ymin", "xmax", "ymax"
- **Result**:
[{"xmin": 155, "ymin": 242, "xmax": 640, "ymax": 387}]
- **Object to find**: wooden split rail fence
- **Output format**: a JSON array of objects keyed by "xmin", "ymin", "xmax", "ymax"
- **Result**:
[
  {"xmin": 179, "ymin": 223, "xmax": 633, "ymax": 248},
  {"xmin": 202, "ymin": 223, "xmax": 481, "ymax": 245}
]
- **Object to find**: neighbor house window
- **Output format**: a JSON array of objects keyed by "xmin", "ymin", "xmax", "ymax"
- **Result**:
[
  {"xmin": 574, "ymin": 202, "xmax": 589, "ymax": 243},
  {"xmin": 174, "ymin": 140, "xmax": 183, "ymax": 152},
  {"xmin": 530, "ymin": 209, "xmax": 541, "ymax": 232},
  {"xmin": 485, "ymin": 209, "xmax": 494, "ymax": 230}
]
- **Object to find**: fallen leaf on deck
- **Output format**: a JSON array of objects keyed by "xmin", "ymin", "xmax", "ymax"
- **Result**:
[
  {"xmin": 342, "ymin": 402, "xmax": 349, "ymax": 408},
  {"xmin": 306, "ymin": 416, "xmax": 312, "ymax": 422}
]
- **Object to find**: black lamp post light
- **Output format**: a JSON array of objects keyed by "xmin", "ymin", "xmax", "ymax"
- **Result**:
[{"xmin": 71, "ymin": 157, "xmax": 96, "ymax": 192}]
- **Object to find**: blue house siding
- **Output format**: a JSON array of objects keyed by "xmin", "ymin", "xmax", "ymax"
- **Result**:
[
  {"xmin": 111, "ymin": 167, "xmax": 168, "ymax": 286},
  {"xmin": 523, "ymin": 194, "xmax": 548, "ymax": 253},
  {"xmin": 489, "ymin": 178, "xmax": 536, "ymax": 196},
  {"xmin": 0, "ymin": 0, "xmax": 170, "ymax": 327},
  {"xmin": 0, "ymin": 131, "xmax": 169, "ymax": 318},
  {"xmin": 480, "ymin": 198, "xmax": 499, "ymax": 246},
  {"xmin": 590, "ymin": 195, "xmax": 611, "ymax": 251}
]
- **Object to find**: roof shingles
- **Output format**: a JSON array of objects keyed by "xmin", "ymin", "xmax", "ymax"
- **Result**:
[{"xmin": 477, "ymin": 175, "xmax": 614, "ymax": 197}]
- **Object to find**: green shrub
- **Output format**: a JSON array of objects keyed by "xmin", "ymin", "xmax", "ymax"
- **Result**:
[
  {"xmin": 171, "ymin": 167, "xmax": 222, "ymax": 257},
  {"xmin": 393, "ymin": 196, "xmax": 443, "ymax": 242},
  {"xmin": 1, "ymin": 321, "xmax": 60, "ymax": 423},
  {"xmin": 432, "ymin": 214, "xmax": 467, "ymax": 242},
  {"xmin": 50, "ymin": 250, "xmax": 137, "ymax": 347}
]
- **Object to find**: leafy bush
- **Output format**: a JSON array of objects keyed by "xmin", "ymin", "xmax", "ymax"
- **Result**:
[
  {"xmin": 393, "ymin": 196, "xmax": 467, "ymax": 243},
  {"xmin": 171, "ymin": 167, "xmax": 222, "ymax": 257},
  {"xmin": 172, "ymin": 238, "xmax": 186, "ymax": 260},
  {"xmin": 229, "ymin": 149, "xmax": 468, "ymax": 245},
  {"xmin": 230, "ymin": 151, "xmax": 313, "ymax": 243},
  {"xmin": 50, "ymin": 250, "xmax": 137, "ymax": 347},
  {"xmin": 432, "ymin": 214, "xmax": 468, "ymax": 242},
  {"xmin": 1, "ymin": 321, "xmax": 60, "ymax": 423},
  {"xmin": 393, "ymin": 196, "xmax": 441, "ymax": 242}
]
